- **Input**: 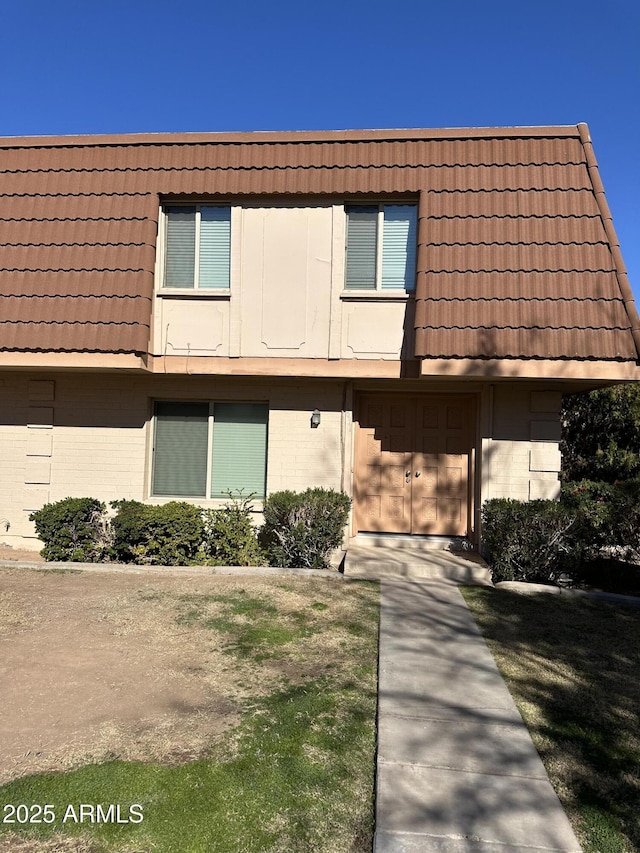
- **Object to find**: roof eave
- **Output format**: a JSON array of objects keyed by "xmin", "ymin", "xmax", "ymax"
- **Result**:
[{"xmin": 0, "ymin": 125, "xmax": 582, "ymax": 150}]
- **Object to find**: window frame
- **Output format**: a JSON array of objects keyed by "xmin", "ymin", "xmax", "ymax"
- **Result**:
[
  {"xmin": 159, "ymin": 202, "xmax": 232, "ymax": 293},
  {"xmin": 344, "ymin": 202, "xmax": 418, "ymax": 293},
  {"xmin": 150, "ymin": 400, "xmax": 269, "ymax": 501}
]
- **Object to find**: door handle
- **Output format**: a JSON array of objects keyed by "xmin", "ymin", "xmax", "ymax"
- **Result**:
[
  {"xmin": 415, "ymin": 471, "xmax": 421, "ymax": 477},
  {"xmin": 405, "ymin": 470, "xmax": 411, "ymax": 483}
]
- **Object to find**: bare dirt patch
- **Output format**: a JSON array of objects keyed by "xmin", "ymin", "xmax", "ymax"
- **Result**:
[
  {"xmin": 0, "ymin": 833, "xmax": 100, "ymax": 853},
  {"xmin": 0, "ymin": 546, "xmax": 44, "ymax": 563},
  {"xmin": 0, "ymin": 566, "xmax": 358, "ymax": 786}
]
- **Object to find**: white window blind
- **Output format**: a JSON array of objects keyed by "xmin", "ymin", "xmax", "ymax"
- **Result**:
[
  {"xmin": 381, "ymin": 205, "xmax": 418, "ymax": 290},
  {"xmin": 199, "ymin": 206, "xmax": 231, "ymax": 289},
  {"xmin": 345, "ymin": 203, "xmax": 417, "ymax": 291},
  {"xmin": 163, "ymin": 205, "xmax": 231, "ymax": 289}
]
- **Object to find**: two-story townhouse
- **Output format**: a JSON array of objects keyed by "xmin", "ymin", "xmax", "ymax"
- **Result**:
[{"xmin": 0, "ymin": 124, "xmax": 638, "ymax": 553}]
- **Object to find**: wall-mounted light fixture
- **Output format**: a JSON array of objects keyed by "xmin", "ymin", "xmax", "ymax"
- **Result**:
[{"xmin": 311, "ymin": 409, "xmax": 321, "ymax": 429}]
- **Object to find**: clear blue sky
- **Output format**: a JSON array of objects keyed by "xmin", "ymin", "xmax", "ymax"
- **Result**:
[{"xmin": 2, "ymin": 0, "xmax": 639, "ymax": 300}]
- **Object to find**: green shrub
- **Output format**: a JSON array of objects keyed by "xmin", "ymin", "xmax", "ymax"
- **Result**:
[
  {"xmin": 109, "ymin": 500, "xmax": 150, "ymax": 564},
  {"xmin": 481, "ymin": 498, "xmax": 584, "ymax": 584},
  {"xmin": 561, "ymin": 478, "xmax": 640, "ymax": 561},
  {"xmin": 110, "ymin": 500, "xmax": 204, "ymax": 566},
  {"xmin": 29, "ymin": 497, "xmax": 109, "ymax": 562},
  {"xmin": 201, "ymin": 493, "xmax": 264, "ymax": 566},
  {"xmin": 261, "ymin": 488, "xmax": 351, "ymax": 569},
  {"xmin": 561, "ymin": 384, "xmax": 640, "ymax": 483}
]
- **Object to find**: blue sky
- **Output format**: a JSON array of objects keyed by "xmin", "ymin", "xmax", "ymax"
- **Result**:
[{"xmin": 2, "ymin": 0, "xmax": 639, "ymax": 300}]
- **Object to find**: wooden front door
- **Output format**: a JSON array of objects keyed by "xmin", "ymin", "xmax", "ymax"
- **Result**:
[{"xmin": 354, "ymin": 394, "xmax": 474, "ymax": 536}]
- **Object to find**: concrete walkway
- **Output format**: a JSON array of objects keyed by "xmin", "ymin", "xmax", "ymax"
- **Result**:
[{"xmin": 376, "ymin": 579, "xmax": 583, "ymax": 852}]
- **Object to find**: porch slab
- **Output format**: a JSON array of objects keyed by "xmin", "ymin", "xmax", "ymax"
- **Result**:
[{"xmin": 344, "ymin": 542, "xmax": 492, "ymax": 584}]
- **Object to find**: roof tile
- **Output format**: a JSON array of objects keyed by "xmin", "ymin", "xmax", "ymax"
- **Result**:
[
  {"xmin": 0, "ymin": 125, "xmax": 637, "ymax": 360},
  {"xmin": 416, "ymin": 327, "xmax": 638, "ymax": 360}
]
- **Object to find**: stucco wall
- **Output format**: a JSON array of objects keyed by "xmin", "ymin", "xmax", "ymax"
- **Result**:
[{"xmin": 152, "ymin": 204, "xmax": 412, "ymax": 363}]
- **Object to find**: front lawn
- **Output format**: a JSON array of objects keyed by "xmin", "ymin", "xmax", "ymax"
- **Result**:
[
  {"xmin": 0, "ymin": 574, "xmax": 379, "ymax": 853},
  {"xmin": 462, "ymin": 587, "xmax": 640, "ymax": 853}
]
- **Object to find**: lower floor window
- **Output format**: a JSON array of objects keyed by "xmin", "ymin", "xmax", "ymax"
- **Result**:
[{"xmin": 152, "ymin": 401, "xmax": 268, "ymax": 498}]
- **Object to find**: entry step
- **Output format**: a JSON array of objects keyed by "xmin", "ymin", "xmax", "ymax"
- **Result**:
[
  {"xmin": 344, "ymin": 542, "xmax": 492, "ymax": 584},
  {"xmin": 350, "ymin": 534, "xmax": 465, "ymax": 551}
]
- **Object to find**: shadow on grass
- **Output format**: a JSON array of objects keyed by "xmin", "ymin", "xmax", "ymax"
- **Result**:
[{"xmin": 463, "ymin": 587, "xmax": 640, "ymax": 853}]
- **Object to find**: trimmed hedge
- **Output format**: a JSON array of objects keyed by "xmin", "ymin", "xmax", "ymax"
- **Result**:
[
  {"xmin": 110, "ymin": 500, "xmax": 204, "ymax": 566},
  {"xmin": 261, "ymin": 488, "xmax": 351, "ymax": 569},
  {"xmin": 29, "ymin": 497, "xmax": 109, "ymax": 562},
  {"xmin": 31, "ymin": 489, "xmax": 351, "ymax": 569},
  {"xmin": 483, "ymin": 482, "xmax": 640, "ymax": 584},
  {"xmin": 481, "ymin": 498, "xmax": 584, "ymax": 584}
]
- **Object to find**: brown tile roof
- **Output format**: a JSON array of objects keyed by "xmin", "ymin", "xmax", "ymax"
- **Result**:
[
  {"xmin": 415, "ymin": 125, "xmax": 639, "ymax": 361},
  {"xmin": 0, "ymin": 124, "xmax": 637, "ymax": 361}
]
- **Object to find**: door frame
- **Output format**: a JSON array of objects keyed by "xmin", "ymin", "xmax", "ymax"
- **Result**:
[{"xmin": 352, "ymin": 390, "xmax": 479, "ymax": 540}]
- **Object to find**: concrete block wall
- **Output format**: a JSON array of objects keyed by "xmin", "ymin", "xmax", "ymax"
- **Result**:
[
  {"xmin": 265, "ymin": 382, "xmax": 345, "ymax": 494},
  {"xmin": 0, "ymin": 374, "xmax": 30, "ymax": 543},
  {"xmin": 484, "ymin": 385, "xmax": 562, "ymax": 503},
  {"xmin": 51, "ymin": 376, "xmax": 149, "ymax": 505},
  {"xmin": 0, "ymin": 372, "xmax": 348, "ymax": 550},
  {"xmin": 0, "ymin": 374, "xmax": 151, "ymax": 547}
]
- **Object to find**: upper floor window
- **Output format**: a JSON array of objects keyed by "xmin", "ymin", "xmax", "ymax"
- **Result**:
[
  {"xmin": 345, "ymin": 204, "xmax": 417, "ymax": 291},
  {"xmin": 163, "ymin": 205, "xmax": 231, "ymax": 289}
]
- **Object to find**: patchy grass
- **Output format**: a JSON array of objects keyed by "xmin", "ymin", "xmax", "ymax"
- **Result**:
[
  {"xmin": 462, "ymin": 587, "xmax": 640, "ymax": 853},
  {"xmin": 0, "ymin": 576, "xmax": 379, "ymax": 853}
]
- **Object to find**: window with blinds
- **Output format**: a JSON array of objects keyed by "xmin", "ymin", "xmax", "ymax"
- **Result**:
[
  {"xmin": 345, "ymin": 204, "xmax": 417, "ymax": 291},
  {"xmin": 152, "ymin": 401, "xmax": 268, "ymax": 498},
  {"xmin": 163, "ymin": 205, "xmax": 231, "ymax": 289}
]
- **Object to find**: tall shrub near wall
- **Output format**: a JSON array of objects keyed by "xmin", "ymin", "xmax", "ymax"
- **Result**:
[
  {"xmin": 201, "ymin": 493, "xmax": 264, "ymax": 566},
  {"xmin": 481, "ymin": 498, "xmax": 583, "ymax": 584},
  {"xmin": 261, "ymin": 488, "xmax": 351, "ymax": 569}
]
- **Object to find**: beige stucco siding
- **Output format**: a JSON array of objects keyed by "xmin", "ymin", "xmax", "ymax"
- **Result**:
[
  {"xmin": 239, "ymin": 206, "xmax": 335, "ymax": 358},
  {"xmin": 340, "ymin": 298, "xmax": 413, "ymax": 359},
  {"xmin": 157, "ymin": 298, "xmax": 231, "ymax": 357},
  {"xmin": 152, "ymin": 204, "xmax": 413, "ymax": 363}
]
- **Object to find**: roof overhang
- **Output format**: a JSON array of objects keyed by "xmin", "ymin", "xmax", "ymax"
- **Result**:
[{"xmin": 420, "ymin": 358, "xmax": 640, "ymax": 383}]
